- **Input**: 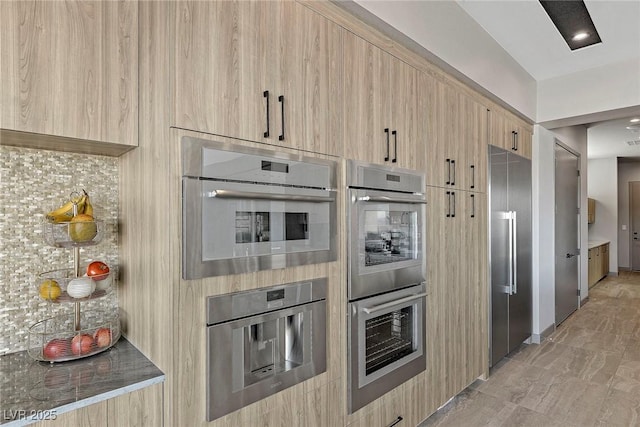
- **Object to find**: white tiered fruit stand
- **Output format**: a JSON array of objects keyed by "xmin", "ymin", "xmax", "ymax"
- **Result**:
[{"xmin": 28, "ymin": 197, "xmax": 120, "ymax": 363}]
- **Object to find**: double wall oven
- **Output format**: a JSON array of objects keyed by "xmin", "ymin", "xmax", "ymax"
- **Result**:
[{"xmin": 346, "ymin": 160, "xmax": 427, "ymax": 414}]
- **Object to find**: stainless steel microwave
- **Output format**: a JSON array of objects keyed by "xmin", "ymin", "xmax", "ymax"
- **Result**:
[{"xmin": 181, "ymin": 137, "xmax": 337, "ymax": 279}]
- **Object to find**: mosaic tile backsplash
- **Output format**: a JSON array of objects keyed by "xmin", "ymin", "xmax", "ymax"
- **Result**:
[{"xmin": 0, "ymin": 146, "xmax": 119, "ymax": 355}]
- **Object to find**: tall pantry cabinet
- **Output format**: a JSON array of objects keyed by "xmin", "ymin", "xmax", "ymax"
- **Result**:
[{"xmin": 173, "ymin": 1, "xmax": 343, "ymax": 156}]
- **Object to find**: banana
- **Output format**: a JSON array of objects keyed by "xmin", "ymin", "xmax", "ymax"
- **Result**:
[
  {"xmin": 83, "ymin": 194, "xmax": 94, "ymax": 217},
  {"xmin": 46, "ymin": 192, "xmax": 88, "ymax": 223}
]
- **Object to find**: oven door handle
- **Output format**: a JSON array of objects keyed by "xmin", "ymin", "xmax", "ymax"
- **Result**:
[
  {"xmin": 362, "ymin": 292, "xmax": 428, "ymax": 314},
  {"xmin": 207, "ymin": 189, "xmax": 334, "ymax": 203},
  {"xmin": 357, "ymin": 196, "xmax": 427, "ymax": 205}
]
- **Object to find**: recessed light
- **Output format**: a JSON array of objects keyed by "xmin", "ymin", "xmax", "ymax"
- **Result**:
[
  {"xmin": 572, "ymin": 32, "xmax": 589, "ymax": 41},
  {"xmin": 631, "ymin": 118, "xmax": 640, "ymax": 123}
]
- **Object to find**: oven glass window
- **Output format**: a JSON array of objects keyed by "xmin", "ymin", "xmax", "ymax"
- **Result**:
[
  {"xmin": 235, "ymin": 212, "xmax": 309, "ymax": 243},
  {"xmin": 363, "ymin": 210, "xmax": 416, "ymax": 266},
  {"xmin": 365, "ymin": 307, "xmax": 415, "ymax": 375}
]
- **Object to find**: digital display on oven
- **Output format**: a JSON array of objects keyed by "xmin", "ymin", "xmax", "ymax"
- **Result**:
[{"xmin": 262, "ymin": 160, "xmax": 289, "ymax": 173}]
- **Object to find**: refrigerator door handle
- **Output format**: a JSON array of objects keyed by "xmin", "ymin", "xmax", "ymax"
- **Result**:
[
  {"xmin": 507, "ymin": 211, "xmax": 514, "ymax": 295},
  {"xmin": 512, "ymin": 211, "xmax": 518, "ymax": 294}
]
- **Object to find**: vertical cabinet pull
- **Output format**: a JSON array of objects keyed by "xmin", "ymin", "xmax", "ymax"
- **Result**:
[
  {"xmin": 263, "ymin": 91, "xmax": 270, "ymax": 138},
  {"xmin": 384, "ymin": 128, "xmax": 390, "ymax": 161},
  {"xmin": 470, "ymin": 165, "xmax": 475, "ymax": 189},
  {"xmin": 392, "ymin": 130, "xmax": 397, "ymax": 163},
  {"xmin": 446, "ymin": 159, "xmax": 451, "ymax": 185},
  {"xmin": 451, "ymin": 160, "xmax": 456, "ymax": 186},
  {"xmin": 278, "ymin": 95, "xmax": 285, "ymax": 141},
  {"xmin": 511, "ymin": 131, "xmax": 517, "ymax": 151},
  {"xmin": 515, "ymin": 131, "xmax": 519, "ymax": 151},
  {"xmin": 451, "ymin": 191, "xmax": 456, "ymax": 218},
  {"xmin": 470, "ymin": 194, "xmax": 475, "ymax": 218},
  {"xmin": 446, "ymin": 191, "xmax": 451, "ymax": 218}
]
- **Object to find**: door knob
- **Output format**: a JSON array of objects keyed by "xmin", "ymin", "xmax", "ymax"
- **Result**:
[{"xmin": 566, "ymin": 253, "xmax": 575, "ymax": 258}]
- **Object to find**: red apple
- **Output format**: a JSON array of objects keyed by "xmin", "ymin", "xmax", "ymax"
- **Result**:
[
  {"xmin": 71, "ymin": 334, "xmax": 94, "ymax": 355},
  {"xmin": 93, "ymin": 328, "xmax": 112, "ymax": 348},
  {"xmin": 43, "ymin": 338, "xmax": 70, "ymax": 360}
]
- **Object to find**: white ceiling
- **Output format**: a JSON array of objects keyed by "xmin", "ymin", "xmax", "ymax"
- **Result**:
[{"xmin": 456, "ymin": 0, "xmax": 640, "ymax": 159}]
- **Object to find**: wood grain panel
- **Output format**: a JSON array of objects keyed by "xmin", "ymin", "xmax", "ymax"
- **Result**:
[
  {"xmin": 118, "ymin": 2, "xmax": 174, "ymax": 426},
  {"xmin": 0, "ymin": 0, "xmax": 137, "ymax": 146},
  {"xmin": 107, "ymin": 383, "xmax": 164, "ymax": 427},
  {"xmin": 30, "ymin": 401, "xmax": 107, "ymax": 427}
]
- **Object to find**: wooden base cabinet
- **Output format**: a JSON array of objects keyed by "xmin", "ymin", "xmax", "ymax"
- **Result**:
[
  {"xmin": 588, "ymin": 243, "xmax": 610, "ymax": 288},
  {"xmin": 0, "ymin": 0, "xmax": 138, "ymax": 148},
  {"xmin": 488, "ymin": 109, "xmax": 532, "ymax": 159},
  {"xmin": 173, "ymin": 1, "xmax": 342, "ymax": 156},
  {"xmin": 343, "ymin": 32, "xmax": 422, "ymax": 169},
  {"xmin": 426, "ymin": 187, "xmax": 488, "ymax": 403}
]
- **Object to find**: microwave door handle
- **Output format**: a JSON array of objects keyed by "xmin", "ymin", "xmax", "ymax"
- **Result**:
[
  {"xmin": 207, "ymin": 189, "xmax": 334, "ymax": 203},
  {"xmin": 357, "ymin": 196, "xmax": 427, "ymax": 205},
  {"xmin": 362, "ymin": 292, "xmax": 428, "ymax": 314}
]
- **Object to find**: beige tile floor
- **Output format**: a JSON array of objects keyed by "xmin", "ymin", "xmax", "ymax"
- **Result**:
[{"xmin": 419, "ymin": 272, "xmax": 640, "ymax": 427}]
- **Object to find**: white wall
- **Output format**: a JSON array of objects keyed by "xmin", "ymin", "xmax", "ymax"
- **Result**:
[
  {"xmin": 533, "ymin": 124, "xmax": 588, "ymax": 339},
  {"xmin": 352, "ymin": 0, "xmax": 537, "ymax": 120},
  {"xmin": 538, "ymin": 58, "xmax": 640, "ymax": 123},
  {"xmin": 587, "ymin": 158, "xmax": 619, "ymax": 273},
  {"xmin": 618, "ymin": 162, "xmax": 640, "ymax": 269}
]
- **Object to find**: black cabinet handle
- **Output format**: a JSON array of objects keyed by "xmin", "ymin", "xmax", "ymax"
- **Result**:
[
  {"xmin": 388, "ymin": 416, "xmax": 403, "ymax": 427},
  {"xmin": 515, "ymin": 131, "xmax": 519, "ymax": 151},
  {"xmin": 446, "ymin": 191, "xmax": 451, "ymax": 218},
  {"xmin": 452, "ymin": 191, "xmax": 456, "ymax": 218},
  {"xmin": 446, "ymin": 159, "xmax": 451, "ymax": 185},
  {"xmin": 384, "ymin": 128, "xmax": 390, "ymax": 161},
  {"xmin": 278, "ymin": 95, "xmax": 285, "ymax": 141},
  {"xmin": 263, "ymin": 91, "xmax": 270, "ymax": 138},
  {"xmin": 471, "ymin": 194, "xmax": 475, "ymax": 218},
  {"xmin": 451, "ymin": 159, "xmax": 456, "ymax": 186},
  {"xmin": 392, "ymin": 130, "xmax": 397, "ymax": 163},
  {"xmin": 470, "ymin": 165, "xmax": 475, "ymax": 189},
  {"xmin": 511, "ymin": 131, "xmax": 517, "ymax": 151}
]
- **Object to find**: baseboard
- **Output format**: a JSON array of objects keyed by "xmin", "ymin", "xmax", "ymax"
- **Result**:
[{"xmin": 531, "ymin": 323, "xmax": 556, "ymax": 344}]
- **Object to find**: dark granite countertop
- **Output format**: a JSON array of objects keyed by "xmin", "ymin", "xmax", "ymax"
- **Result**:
[{"xmin": 0, "ymin": 338, "xmax": 164, "ymax": 426}]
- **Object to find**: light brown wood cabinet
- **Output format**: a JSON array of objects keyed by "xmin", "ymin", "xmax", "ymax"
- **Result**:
[
  {"xmin": 422, "ymin": 79, "xmax": 487, "ymax": 190},
  {"xmin": 588, "ymin": 242, "xmax": 609, "ymax": 288},
  {"xmin": 426, "ymin": 187, "xmax": 488, "ymax": 402},
  {"xmin": 588, "ymin": 198, "xmax": 596, "ymax": 224},
  {"xmin": 0, "ymin": 0, "xmax": 138, "ymax": 150},
  {"xmin": 343, "ymin": 32, "xmax": 422, "ymax": 169},
  {"xmin": 489, "ymin": 109, "xmax": 532, "ymax": 159},
  {"xmin": 173, "ymin": 1, "xmax": 342, "ymax": 156}
]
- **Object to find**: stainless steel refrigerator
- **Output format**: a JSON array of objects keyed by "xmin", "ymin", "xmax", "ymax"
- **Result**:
[{"xmin": 489, "ymin": 145, "xmax": 532, "ymax": 366}]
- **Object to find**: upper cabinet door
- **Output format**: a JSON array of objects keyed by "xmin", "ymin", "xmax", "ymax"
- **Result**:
[
  {"xmin": 174, "ymin": 1, "xmax": 269, "ymax": 145},
  {"xmin": 173, "ymin": 1, "xmax": 342, "ymax": 156},
  {"xmin": 1, "ymin": 0, "xmax": 138, "ymax": 146},
  {"xmin": 343, "ymin": 32, "xmax": 421, "ymax": 169},
  {"xmin": 343, "ymin": 32, "xmax": 390, "ymax": 165},
  {"xmin": 489, "ymin": 109, "xmax": 533, "ymax": 159},
  {"xmin": 459, "ymin": 94, "xmax": 488, "ymax": 192}
]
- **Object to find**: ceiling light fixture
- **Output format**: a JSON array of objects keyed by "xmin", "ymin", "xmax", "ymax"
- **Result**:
[
  {"xmin": 539, "ymin": 1, "xmax": 602, "ymax": 51},
  {"xmin": 572, "ymin": 32, "xmax": 589, "ymax": 41},
  {"xmin": 631, "ymin": 118, "xmax": 640, "ymax": 123}
]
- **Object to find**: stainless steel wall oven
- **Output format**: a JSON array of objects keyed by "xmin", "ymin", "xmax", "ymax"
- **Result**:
[
  {"xmin": 182, "ymin": 137, "xmax": 337, "ymax": 279},
  {"xmin": 346, "ymin": 161, "xmax": 427, "ymax": 414}
]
